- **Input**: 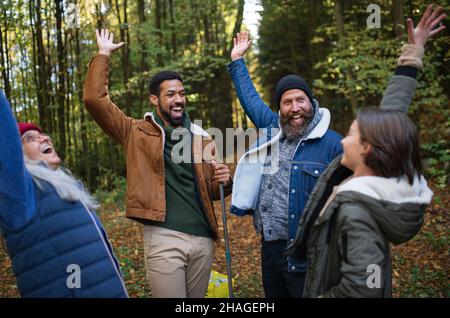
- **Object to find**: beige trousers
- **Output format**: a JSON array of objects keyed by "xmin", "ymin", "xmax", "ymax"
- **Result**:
[{"xmin": 143, "ymin": 225, "xmax": 214, "ymax": 298}]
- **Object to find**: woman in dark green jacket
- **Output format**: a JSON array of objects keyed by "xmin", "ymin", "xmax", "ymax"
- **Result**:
[{"xmin": 286, "ymin": 5, "xmax": 445, "ymax": 298}]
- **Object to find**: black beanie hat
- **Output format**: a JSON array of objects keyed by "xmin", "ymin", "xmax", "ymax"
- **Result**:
[{"xmin": 274, "ymin": 74, "xmax": 314, "ymax": 108}]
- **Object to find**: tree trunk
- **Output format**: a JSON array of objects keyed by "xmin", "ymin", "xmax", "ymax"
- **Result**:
[
  {"xmin": 33, "ymin": 0, "xmax": 51, "ymax": 132},
  {"xmin": 75, "ymin": 24, "xmax": 92, "ymax": 187},
  {"xmin": 228, "ymin": 0, "xmax": 245, "ymax": 128},
  {"xmin": 54, "ymin": 0, "xmax": 67, "ymax": 160},
  {"xmin": 137, "ymin": 0, "xmax": 149, "ymax": 116},
  {"xmin": 335, "ymin": 0, "xmax": 344, "ymax": 38},
  {"xmin": 45, "ymin": 2, "xmax": 56, "ymax": 133},
  {"xmin": 306, "ymin": 0, "xmax": 319, "ymax": 79},
  {"xmin": 169, "ymin": 0, "xmax": 177, "ymax": 56},
  {"xmin": 393, "ymin": 0, "xmax": 404, "ymax": 38},
  {"xmin": 123, "ymin": 0, "xmax": 132, "ymax": 115},
  {"xmin": 0, "ymin": 22, "xmax": 11, "ymax": 102},
  {"xmin": 155, "ymin": 0, "xmax": 163, "ymax": 66},
  {"xmin": 334, "ymin": 0, "xmax": 358, "ymax": 115},
  {"xmin": 114, "ymin": 0, "xmax": 132, "ymax": 115},
  {"xmin": 29, "ymin": 0, "xmax": 39, "ymax": 119},
  {"xmin": 228, "ymin": 0, "xmax": 244, "ymax": 56},
  {"xmin": 208, "ymin": 0, "xmax": 244, "ymax": 139}
]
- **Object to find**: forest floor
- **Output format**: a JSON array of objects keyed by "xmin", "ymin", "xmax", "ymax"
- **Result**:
[{"xmin": 0, "ymin": 183, "xmax": 448, "ymax": 298}]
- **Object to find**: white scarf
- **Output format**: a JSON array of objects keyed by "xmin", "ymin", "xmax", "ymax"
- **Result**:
[{"xmin": 25, "ymin": 159, "xmax": 99, "ymax": 212}]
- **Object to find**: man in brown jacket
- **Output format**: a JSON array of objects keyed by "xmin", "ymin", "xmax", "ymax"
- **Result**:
[{"xmin": 83, "ymin": 29, "xmax": 232, "ymax": 298}]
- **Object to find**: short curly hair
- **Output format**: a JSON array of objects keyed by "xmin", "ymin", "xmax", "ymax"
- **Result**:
[{"xmin": 149, "ymin": 71, "xmax": 183, "ymax": 97}]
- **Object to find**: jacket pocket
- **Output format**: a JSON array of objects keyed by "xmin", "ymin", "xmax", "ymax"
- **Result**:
[
  {"xmin": 302, "ymin": 164, "xmax": 326, "ymax": 178},
  {"xmin": 301, "ymin": 164, "xmax": 327, "ymax": 204}
]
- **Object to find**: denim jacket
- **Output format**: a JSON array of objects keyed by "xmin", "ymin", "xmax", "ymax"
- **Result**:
[{"xmin": 227, "ymin": 58, "xmax": 343, "ymax": 272}]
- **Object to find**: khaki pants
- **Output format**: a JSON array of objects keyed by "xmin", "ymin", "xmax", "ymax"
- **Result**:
[{"xmin": 143, "ymin": 225, "xmax": 214, "ymax": 298}]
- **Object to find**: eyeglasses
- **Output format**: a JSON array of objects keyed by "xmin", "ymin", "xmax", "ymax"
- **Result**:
[{"xmin": 21, "ymin": 133, "xmax": 53, "ymax": 144}]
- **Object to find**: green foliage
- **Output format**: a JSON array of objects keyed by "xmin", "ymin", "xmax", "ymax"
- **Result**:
[
  {"xmin": 258, "ymin": 0, "xmax": 450, "ymax": 184},
  {"xmin": 94, "ymin": 175, "xmax": 127, "ymax": 210},
  {"xmin": 313, "ymin": 0, "xmax": 449, "ymax": 112},
  {"xmin": 0, "ymin": 0, "xmax": 245, "ymax": 188},
  {"xmin": 423, "ymin": 230, "xmax": 449, "ymax": 251},
  {"xmin": 257, "ymin": 0, "xmax": 333, "ymax": 106},
  {"xmin": 421, "ymin": 141, "xmax": 450, "ymax": 189},
  {"xmin": 399, "ymin": 266, "xmax": 448, "ymax": 297},
  {"xmin": 314, "ymin": 34, "xmax": 397, "ymax": 104}
]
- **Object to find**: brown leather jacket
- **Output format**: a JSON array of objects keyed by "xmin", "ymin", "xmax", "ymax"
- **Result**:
[{"xmin": 83, "ymin": 54, "xmax": 231, "ymax": 239}]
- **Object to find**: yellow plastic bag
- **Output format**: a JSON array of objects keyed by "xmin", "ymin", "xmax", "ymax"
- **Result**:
[{"xmin": 205, "ymin": 270, "xmax": 235, "ymax": 298}]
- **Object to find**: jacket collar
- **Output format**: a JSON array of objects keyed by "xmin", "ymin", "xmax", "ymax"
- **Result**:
[
  {"xmin": 337, "ymin": 174, "xmax": 433, "ymax": 205},
  {"xmin": 143, "ymin": 111, "xmax": 210, "ymax": 138},
  {"xmin": 307, "ymin": 106, "xmax": 330, "ymax": 140}
]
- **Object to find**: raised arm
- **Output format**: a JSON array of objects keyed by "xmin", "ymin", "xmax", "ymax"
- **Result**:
[
  {"xmin": 0, "ymin": 91, "xmax": 36, "ymax": 230},
  {"xmin": 227, "ymin": 31, "xmax": 278, "ymax": 128},
  {"xmin": 380, "ymin": 5, "xmax": 446, "ymax": 112},
  {"xmin": 83, "ymin": 29, "xmax": 133, "ymax": 146}
]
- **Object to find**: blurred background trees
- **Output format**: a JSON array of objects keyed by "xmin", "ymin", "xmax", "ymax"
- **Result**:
[{"xmin": 0, "ymin": 0, "xmax": 448, "ymax": 190}]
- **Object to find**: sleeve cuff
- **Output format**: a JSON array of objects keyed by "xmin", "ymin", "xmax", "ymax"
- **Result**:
[
  {"xmin": 394, "ymin": 65, "xmax": 418, "ymax": 79},
  {"xmin": 88, "ymin": 54, "xmax": 111, "ymax": 67},
  {"xmin": 224, "ymin": 178, "xmax": 233, "ymax": 190},
  {"xmin": 226, "ymin": 58, "xmax": 245, "ymax": 72},
  {"xmin": 397, "ymin": 44, "xmax": 424, "ymax": 69}
]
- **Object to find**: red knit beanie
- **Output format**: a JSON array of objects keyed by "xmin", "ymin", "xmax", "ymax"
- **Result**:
[{"xmin": 18, "ymin": 122, "xmax": 42, "ymax": 136}]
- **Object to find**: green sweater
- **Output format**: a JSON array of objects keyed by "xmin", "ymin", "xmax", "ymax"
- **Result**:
[{"xmin": 144, "ymin": 112, "xmax": 212, "ymax": 238}]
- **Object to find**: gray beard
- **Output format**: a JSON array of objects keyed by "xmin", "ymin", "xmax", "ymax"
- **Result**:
[
  {"xmin": 25, "ymin": 159, "xmax": 99, "ymax": 212},
  {"xmin": 280, "ymin": 115, "xmax": 314, "ymax": 141}
]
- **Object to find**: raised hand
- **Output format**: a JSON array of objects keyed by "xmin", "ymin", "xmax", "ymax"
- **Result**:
[
  {"xmin": 407, "ymin": 4, "xmax": 446, "ymax": 47},
  {"xmin": 231, "ymin": 31, "xmax": 252, "ymax": 61},
  {"xmin": 96, "ymin": 29, "xmax": 125, "ymax": 57}
]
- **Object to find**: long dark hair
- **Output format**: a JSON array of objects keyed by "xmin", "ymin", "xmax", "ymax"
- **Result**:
[{"xmin": 356, "ymin": 108, "xmax": 423, "ymax": 185}]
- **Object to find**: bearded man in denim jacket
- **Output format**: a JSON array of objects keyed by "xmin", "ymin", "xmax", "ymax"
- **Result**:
[{"xmin": 227, "ymin": 31, "xmax": 342, "ymax": 297}]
